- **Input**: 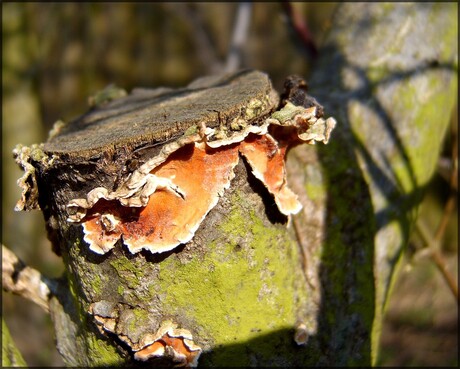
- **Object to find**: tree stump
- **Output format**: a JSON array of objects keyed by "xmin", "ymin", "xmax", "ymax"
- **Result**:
[{"xmin": 13, "ymin": 69, "xmax": 337, "ymax": 367}]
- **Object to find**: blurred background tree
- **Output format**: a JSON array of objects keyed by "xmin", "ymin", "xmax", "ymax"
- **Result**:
[{"xmin": 2, "ymin": 2, "xmax": 457, "ymax": 366}]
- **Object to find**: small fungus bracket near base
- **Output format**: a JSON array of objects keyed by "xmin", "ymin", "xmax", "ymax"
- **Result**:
[
  {"xmin": 13, "ymin": 70, "xmax": 336, "ymax": 255},
  {"xmin": 89, "ymin": 301, "xmax": 201, "ymax": 368}
]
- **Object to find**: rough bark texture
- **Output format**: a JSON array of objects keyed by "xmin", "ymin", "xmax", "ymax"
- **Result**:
[
  {"xmin": 287, "ymin": 2, "xmax": 457, "ymax": 364},
  {"xmin": 9, "ymin": 3, "xmax": 457, "ymax": 367}
]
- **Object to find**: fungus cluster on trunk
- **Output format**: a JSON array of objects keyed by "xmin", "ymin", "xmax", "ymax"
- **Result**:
[
  {"xmin": 15, "ymin": 70, "xmax": 335, "ymax": 257},
  {"xmin": 71, "ymin": 103, "xmax": 334, "ymax": 255},
  {"xmin": 55, "ymin": 74, "xmax": 335, "ymax": 255}
]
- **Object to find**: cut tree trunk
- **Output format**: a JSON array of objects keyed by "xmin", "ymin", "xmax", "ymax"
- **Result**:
[{"xmin": 13, "ymin": 70, "xmax": 335, "ymax": 367}]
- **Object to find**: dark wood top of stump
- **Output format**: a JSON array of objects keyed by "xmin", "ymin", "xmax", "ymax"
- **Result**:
[{"xmin": 44, "ymin": 69, "xmax": 277, "ymax": 156}]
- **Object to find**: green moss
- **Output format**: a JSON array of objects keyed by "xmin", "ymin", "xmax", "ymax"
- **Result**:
[
  {"xmin": 304, "ymin": 182, "xmax": 324, "ymax": 202},
  {"xmin": 157, "ymin": 191, "xmax": 303, "ymax": 364},
  {"xmin": 366, "ymin": 67, "xmax": 391, "ymax": 85},
  {"xmin": 91, "ymin": 273, "xmax": 103, "ymax": 295},
  {"xmin": 128, "ymin": 307, "xmax": 151, "ymax": 333},
  {"xmin": 430, "ymin": 3, "xmax": 458, "ymax": 63},
  {"xmin": 110, "ymin": 256, "xmax": 145, "ymax": 289},
  {"xmin": 270, "ymin": 102, "xmax": 305, "ymax": 123},
  {"xmin": 66, "ymin": 260, "xmax": 88, "ymax": 325},
  {"xmin": 117, "ymin": 284, "xmax": 124, "ymax": 296},
  {"xmin": 183, "ymin": 124, "xmax": 198, "ymax": 137},
  {"xmin": 2, "ymin": 319, "xmax": 27, "ymax": 367},
  {"xmin": 86, "ymin": 332, "xmax": 124, "ymax": 366},
  {"xmin": 88, "ymin": 84, "xmax": 127, "ymax": 107},
  {"xmin": 410, "ymin": 78, "xmax": 456, "ymax": 184},
  {"xmin": 148, "ymin": 282, "xmax": 156, "ymax": 295}
]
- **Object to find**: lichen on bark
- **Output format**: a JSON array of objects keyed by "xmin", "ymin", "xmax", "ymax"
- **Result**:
[{"xmin": 303, "ymin": 2, "xmax": 458, "ymax": 363}]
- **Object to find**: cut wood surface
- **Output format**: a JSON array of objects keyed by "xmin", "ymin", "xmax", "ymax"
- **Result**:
[{"xmin": 44, "ymin": 70, "xmax": 277, "ymax": 155}]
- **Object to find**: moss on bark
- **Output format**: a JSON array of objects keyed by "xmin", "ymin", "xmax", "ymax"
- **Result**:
[
  {"xmin": 306, "ymin": 2, "xmax": 458, "ymax": 363},
  {"xmin": 2, "ymin": 319, "xmax": 27, "ymax": 367}
]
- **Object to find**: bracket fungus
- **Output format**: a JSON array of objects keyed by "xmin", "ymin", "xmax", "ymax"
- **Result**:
[
  {"xmin": 14, "ymin": 70, "xmax": 336, "ymax": 255},
  {"xmin": 89, "ymin": 302, "xmax": 201, "ymax": 367},
  {"xmin": 133, "ymin": 321, "xmax": 202, "ymax": 367}
]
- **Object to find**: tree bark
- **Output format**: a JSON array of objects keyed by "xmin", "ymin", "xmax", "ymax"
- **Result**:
[
  {"xmin": 287, "ymin": 2, "xmax": 457, "ymax": 365},
  {"xmin": 7, "ymin": 3, "xmax": 457, "ymax": 367}
]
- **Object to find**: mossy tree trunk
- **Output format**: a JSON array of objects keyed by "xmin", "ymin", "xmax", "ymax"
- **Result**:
[
  {"xmin": 287, "ymin": 2, "xmax": 457, "ymax": 364},
  {"xmin": 8, "ymin": 3, "xmax": 457, "ymax": 367},
  {"xmin": 15, "ymin": 70, "xmax": 317, "ymax": 367}
]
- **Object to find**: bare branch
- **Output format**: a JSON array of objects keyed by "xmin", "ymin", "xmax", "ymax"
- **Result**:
[
  {"xmin": 414, "ymin": 118, "xmax": 458, "ymax": 302},
  {"xmin": 430, "ymin": 248, "xmax": 459, "ymax": 302},
  {"xmin": 2, "ymin": 244, "xmax": 58, "ymax": 313},
  {"xmin": 434, "ymin": 118, "xmax": 458, "ymax": 241},
  {"xmin": 280, "ymin": 1, "xmax": 318, "ymax": 59},
  {"xmin": 415, "ymin": 221, "xmax": 459, "ymax": 303},
  {"xmin": 437, "ymin": 157, "xmax": 456, "ymax": 190},
  {"xmin": 225, "ymin": 2, "xmax": 252, "ymax": 73},
  {"xmin": 165, "ymin": 3, "xmax": 224, "ymax": 73}
]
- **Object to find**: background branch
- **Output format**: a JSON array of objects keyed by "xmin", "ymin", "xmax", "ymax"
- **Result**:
[
  {"xmin": 166, "ymin": 3, "xmax": 224, "ymax": 74},
  {"xmin": 415, "ymin": 220, "xmax": 459, "ymax": 302},
  {"xmin": 225, "ymin": 2, "xmax": 252, "ymax": 73},
  {"xmin": 414, "ymin": 117, "xmax": 459, "ymax": 303},
  {"xmin": 434, "ymin": 119, "xmax": 458, "ymax": 241},
  {"xmin": 2, "ymin": 244, "xmax": 57, "ymax": 313},
  {"xmin": 280, "ymin": 1, "xmax": 318, "ymax": 59}
]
